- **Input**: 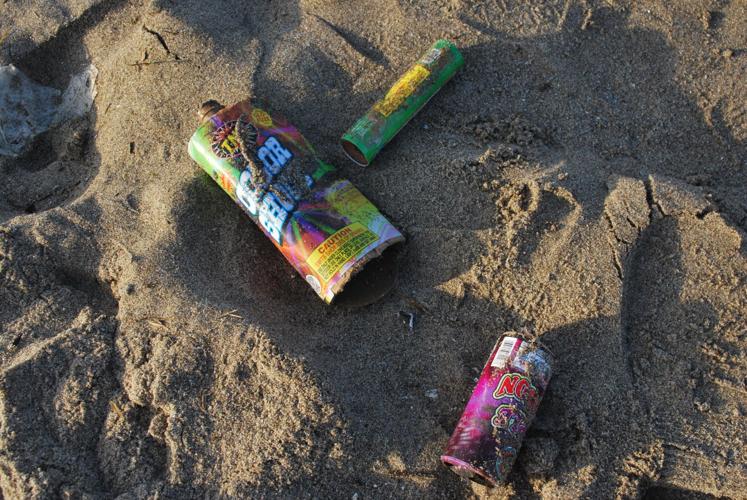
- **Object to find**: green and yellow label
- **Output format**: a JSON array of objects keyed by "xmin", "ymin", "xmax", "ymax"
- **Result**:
[
  {"xmin": 307, "ymin": 222, "xmax": 378, "ymax": 280},
  {"xmin": 373, "ymin": 64, "xmax": 430, "ymax": 117}
]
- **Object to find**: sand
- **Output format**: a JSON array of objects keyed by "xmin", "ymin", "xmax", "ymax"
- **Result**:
[{"xmin": 0, "ymin": 0, "xmax": 745, "ymax": 498}]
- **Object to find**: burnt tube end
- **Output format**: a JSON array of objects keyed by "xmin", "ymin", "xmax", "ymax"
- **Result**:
[
  {"xmin": 198, "ymin": 100, "xmax": 224, "ymax": 124},
  {"xmin": 331, "ymin": 241, "xmax": 403, "ymax": 307}
]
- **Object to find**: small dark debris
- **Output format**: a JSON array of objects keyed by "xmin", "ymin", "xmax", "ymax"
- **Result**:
[
  {"xmin": 580, "ymin": 8, "xmax": 594, "ymax": 30},
  {"xmin": 125, "ymin": 193, "xmax": 139, "ymax": 212},
  {"xmin": 142, "ymin": 25, "xmax": 180, "ymax": 60},
  {"xmin": 406, "ymin": 297, "xmax": 429, "ymax": 313},
  {"xmin": 398, "ymin": 311, "xmax": 416, "ymax": 333}
]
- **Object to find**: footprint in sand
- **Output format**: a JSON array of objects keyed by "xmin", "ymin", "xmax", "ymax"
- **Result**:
[
  {"xmin": 0, "ymin": 3, "xmax": 106, "ymax": 222},
  {"xmin": 605, "ymin": 174, "xmax": 746, "ymax": 496},
  {"xmin": 497, "ymin": 180, "xmax": 580, "ymax": 266}
]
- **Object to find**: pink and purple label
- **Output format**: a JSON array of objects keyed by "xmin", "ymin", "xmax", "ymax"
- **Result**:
[{"xmin": 441, "ymin": 335, "xmax": 552, "ymax": 486}]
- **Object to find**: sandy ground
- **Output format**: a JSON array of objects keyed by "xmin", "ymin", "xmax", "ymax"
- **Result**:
[{"xmin": 0, "ymin": 0, "xmax": 746, "ymax": 498}]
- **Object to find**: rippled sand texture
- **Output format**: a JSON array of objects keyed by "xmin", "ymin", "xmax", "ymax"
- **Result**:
[{"xmin": 0, "ymin": 1, "xmax": 745, "ymax": 498}]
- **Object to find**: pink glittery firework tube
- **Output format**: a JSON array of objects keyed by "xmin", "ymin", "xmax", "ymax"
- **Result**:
[{"xmin": 441, "ymin": 333, "xmax": 553, "ymax": 486}]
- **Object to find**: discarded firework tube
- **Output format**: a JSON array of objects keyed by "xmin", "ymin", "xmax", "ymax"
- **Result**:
[
  {"xmin": 441, "ymin": 333, "xmax": 553, "ymax": 486},
  {"xmin": 340, "ymin": 39, "xmax": 464, "ymax": 166},
  {"xmin": 188, "ymin": 99, "xmax": 405, "ymax": 304}
]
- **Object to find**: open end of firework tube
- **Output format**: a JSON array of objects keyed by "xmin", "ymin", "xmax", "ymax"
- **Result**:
[
  {"xmin": 331, "ymin": 242, "xmax": 402, "ymax": 308},
  {"xmin": 340, "ymin": 138, "xmax": 370, "ymax": 166},
  {"xmin": 440, "ymin": 456, "xmax": 497, "ymax": 488}
]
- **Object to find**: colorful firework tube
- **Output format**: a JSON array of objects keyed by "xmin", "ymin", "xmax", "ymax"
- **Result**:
[
  {"xmin": 441, "ymin": 333, "xmax": 553, "ymax": 486},
  {"xmin": 188, "ymin": 99, "xmax": 404, "ymax": 304},
  {"xmin": 340, "ymin": 39, "xmax": 464, "ymax": 166}
]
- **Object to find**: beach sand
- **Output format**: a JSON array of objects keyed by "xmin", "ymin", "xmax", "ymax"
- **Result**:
[{"xmin": 0, "ymin": 0, "xmax": 745, "ymax": 498}]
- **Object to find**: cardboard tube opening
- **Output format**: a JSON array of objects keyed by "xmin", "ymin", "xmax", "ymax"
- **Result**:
[
  {"xmin": 341, "ymin": 139, "xmax": 369, "ymax": 166},
  {"xmin": 332, "ymin": 243, "xmax": 401, "ymax": 307},
  {"xmin": 198, "ymin": 100, "xmax": 224, "ymax": 124},
  {"xmin": 441, "ymin": 457, "xmax": 496, "ymax": 487}
]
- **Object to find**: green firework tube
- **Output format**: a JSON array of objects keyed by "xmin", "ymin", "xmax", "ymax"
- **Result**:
[{"xmin": 340, "ymin": 39, "xmax": 464, "ymax": 166}]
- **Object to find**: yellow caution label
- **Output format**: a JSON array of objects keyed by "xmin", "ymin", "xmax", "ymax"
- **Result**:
[
  {"xmin": 373, "ymin": 64, "xmax": 430, "ymax": 117},
  {"xmin": 251, "ymin": 108, "xmax": 273, "ymax": 128},
  {"xmin": 307, "ymin": 223, "xmax": 378, "ymax": 281}
]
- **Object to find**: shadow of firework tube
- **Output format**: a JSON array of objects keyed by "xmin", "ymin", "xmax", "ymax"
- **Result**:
[
  {"xmin": 188, "ymin": 99, "xmax": 405, "ymax": 305},
  {"xmin": 340, "ymin": 39, "xmax": 464, "ymax": 166},
  {"xmin": 441, "ymin": 332, "xmax": 553, "ymax": 487}
]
